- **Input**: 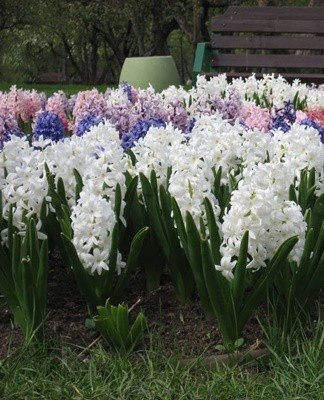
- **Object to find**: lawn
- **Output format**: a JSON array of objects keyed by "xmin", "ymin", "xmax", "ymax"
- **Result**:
[{"xmin": 1, "ymin": 320, "xmax": 324, "ymax": 399}]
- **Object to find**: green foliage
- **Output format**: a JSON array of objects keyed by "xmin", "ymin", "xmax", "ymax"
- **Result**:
[
  {"xmin": 45, "ymin": 165, "xmax": 148, "ymax": 316},
  {"xmin": 0, "ymin": 0, "xmax": 196, "ymax": 84},
  {"xmin": 252, "ymin": 90, "xmax": 308, "ymax": 110},
  {"xmin": 93, "ymin": 299, "xmax": 147, "ymax": 354},
  {"xmin": 269, "ymin": 168, "xmax": 324, "ymax": 333},
  {"xmin": 139, "ymin": 171, "xmax": 195, "ymax": 301},
  {"xmin": 172, "ymin": 196, "xmax": 298, "ymax": 349},
  {"xmin": 212, "ymin": 166, "xmax": 239, "ymax": 219},
  {"xmin": 61, "ymin": 224, "xmax": 148, "ymax": 316},
  {"xmin": 0, "ymin": 193, "xmax": 49, "ymax": 342},
  {"xmin": 292, "ymin": 91, "xmax": 308, "ymax": 110},
  {"xmin": 168, "ymin": 29, "xmax": 194, "ymax": 84},
  {"xmin": 123, "ymin": 173, "xmax": 166, "ymax": 292}
]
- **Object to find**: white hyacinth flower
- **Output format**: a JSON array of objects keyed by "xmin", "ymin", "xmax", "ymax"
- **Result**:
[
  {"xmin": 71, "ymin": 185, "xmax": 125, "ymax": 275},
  {"xmin": 218, "ymin": 161, "xmax": 307, "ymax": 279}
]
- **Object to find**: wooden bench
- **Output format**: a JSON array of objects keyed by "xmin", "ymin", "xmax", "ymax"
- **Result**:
[
  {"xmin": 36, "ymin": 72, "xmax": 66, "ymax": 84},
  {"xmin": 192, "ymin": 6, "xmax": 324, "ymax": 86}
]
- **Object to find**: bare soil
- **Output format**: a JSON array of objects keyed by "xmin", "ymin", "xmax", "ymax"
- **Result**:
[{"xmin": 0, "ymin": 251, "xmax": 266, "ymax": 361}]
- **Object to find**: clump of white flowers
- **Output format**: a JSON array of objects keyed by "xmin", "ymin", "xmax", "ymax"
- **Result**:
[
  {"xmin": 129, "ymin": 123, "xmax": 185, "ymax": 187},
  {"xmin": 168, "ymin": 142, "xmax": 220, "ymax": 226},
  {"xmin": 218, "ymin": 161, "xmax": 307, "ymax": 280},
  {"xmin": 44, "ymin": 121, "xmax": 125, "ymax": 207},
  {"xmin": 271, "ymin": 123, "xmax": 324, "ymax": 194},
  {"xmin": 188, "ymin": 114, "xmax": 244, "ymax": 182},
  {"xmin": 71, "ymin": 184, "xmax": 125, "ymax": 275},
  {"xmin": 168, "ymin": 114, "xmax": 247, "ymax": 226},
  {"xmin": 0, "ymin": 136, "xmax": 50, "ymax": 238}
]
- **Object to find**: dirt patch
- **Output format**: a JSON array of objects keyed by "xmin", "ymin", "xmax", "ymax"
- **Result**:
[{"xmin": 0, "ymin": 252, "xmax": 266, "ymax": 360}]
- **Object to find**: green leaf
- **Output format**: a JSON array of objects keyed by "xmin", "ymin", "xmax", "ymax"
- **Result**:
[
  {"xmin": 312, "ymin": 192, "xmax": 324, "ymax": 237},
  {"xmin": 149, "ymin": 169, "xmax": 158, "ymax": 195},
  {"xmin": 36, "ymin": 239, "xmax": 49, "ymax": 312},
  {"xmin": 21, "ymin": 257, "xmax": 36, "ymax": 337},
  {"xmin": 0, "ymin": 267, "xmax": 19, "ymax": 313},
  {"xmin": 94, "ymin": 300, "xmax": 147, "ymax": 354},
  {"xmin": 116, "ymin": 304, "xmax": 130, "ymax": 342},
  {"xmin": 171, "ymin": 198, "xmax": 188, "ymax": 254},
  {"xmin": 11, "ymin": 233, "xmax": 23, "ymax": 301},
  {"xmin": 185, "ymin": 213, "xmax": 214, "ymax": 316},
  {"xmin": 94, "ymin": 315, "xmax": 123, "ymax": 349},
  {"xmin": 234, "ymin": 337, "xmax": 244, "ymax": 349},
  {"xmin": 292, "ymin": 227, "xmax": 314, "ymax": 295},
  {"xmin": 232, "ymin": 231, "xmax": 249, "ymax": 311},
  {"xmin": 113, "ymin": 226, "xmax": 148, "ymax": 300},
  {"xmin": 200, "ymin": 236, "xmax": 237, "ymax": 345},
  {"xmin": 289, "ymin": 184, "xmax": 297, "ymax": 203},
  {"xmin": 73, "ymin": 168, "xmax": 84, "ymax": 202},
  {"xmin": 139, "ymin": 173, "xmax": 170, "ymax": 257},
  {"xmin": 129, "ymin": 183, "xmax": 147, "ymax": 230},
  {"xmin": 108, "ymin": 223, "xmax": 119, "ymax": 271},
  {"xmin": 57, "ymin": 177, "xmax": 69, "ymax": 208},
  {"xmin": 59, "ymin": 205, "xmax": 73, "ymax": 239},
  {"xmin": 7, "ymin": 204, "xmax": 15, "ymax": 255},
  {"xmin": 239, "ymin": 236, "xmax": 298, "ymax": 331},
  {"xmin": 114, "ymin": 183, "xmax": 122, "ymax": 219},
  {"xmin": 203, "ymin": 197, "xmax": 221, "ymax": 265},
  {"xmin": 159, "ymin": 185, "xmax": 195, "ymax": 301},
  {"xmin": 303, "ymin": 252, "xmax": 324, "ymax": 310},
  {"xmin": 306, "ymin": 220, "xmax": 324, "ymax": 277},
  {"xmin": 27, "ymin": 218, "xmax": 39, "ymax": 275},
  {"xmin": 61, "ymin": 233, "xmax": 100, "ymax": 316},
  {"xmin": 126, "ymin": 312, "xmax": 147, "ymax": 351}
]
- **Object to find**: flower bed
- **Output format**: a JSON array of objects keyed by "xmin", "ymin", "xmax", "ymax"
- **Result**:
[{"xmin": 1, "ymin": 74, "xmax": 324, "ymax": 351}]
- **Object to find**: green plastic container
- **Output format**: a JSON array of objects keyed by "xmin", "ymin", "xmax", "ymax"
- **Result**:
[{"xmin": 119, "ymin": 56, "xmax": 180, "ymax": 92}]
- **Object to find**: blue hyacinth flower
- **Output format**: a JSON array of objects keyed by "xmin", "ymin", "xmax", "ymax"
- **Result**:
[
  {"xmin": 121, "ymin": 118, "xmax": 166, "ymax": 150},
  {"xmin": 33, "ymin": 111, "xmax": 65, "ymax": 142},
  {"xmin": 76, "ymin": 115, "xmax": 104, "ymax": 137}
]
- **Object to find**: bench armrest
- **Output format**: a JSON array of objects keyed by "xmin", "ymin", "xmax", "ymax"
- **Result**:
[{"xmin": 192, "ymin": 42, "xmax": 213, "ymax": 86}]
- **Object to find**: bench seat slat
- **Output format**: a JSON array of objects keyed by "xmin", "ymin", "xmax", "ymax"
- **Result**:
[
  {"xmin": 212, "ymin": 35, "xmax": 324, "ymax": 51},
  {"xmin": 222, "ymin": 6, "xmax": 324, "ymax": 20},
  {"xmin": 212, "ymin": 54, "xmax": 324, "ymax": 69},
  {"xmin": 212, "ymin": 19, "xmax": 324, "ymax": 34},
  {"xmin": 205, "ymin": 71, "xmax": 324, "ymax": 83}
]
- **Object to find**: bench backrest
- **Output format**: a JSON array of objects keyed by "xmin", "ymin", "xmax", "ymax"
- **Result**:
[{"xmin": 210, "ymin": 6, "xmax": 324, "ymax": 83}]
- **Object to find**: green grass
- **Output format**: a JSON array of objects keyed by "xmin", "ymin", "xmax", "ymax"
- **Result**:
[
  {"xmin": 0, "ymin": 82, "xmax": 113, "ymax": 97},
  {"xmin": 2, "ymin": 322, "xmax": 324, "ymax": 400},
  {"xmin": 0, "ymin": 342, "xmax": 268, "ymax": 400},
  {"xmin": 265, "ymin": 318, "xmax": 324, "ymax": 399},
  {"xmin": 0, "ymin": 82, "xmax": 189, "ymax": 97}
]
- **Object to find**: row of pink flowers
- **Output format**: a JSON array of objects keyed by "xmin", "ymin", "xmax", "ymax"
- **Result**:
[{"xmin": 1, "ymin": 81, "xmax": 324, "ymax": 150}]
